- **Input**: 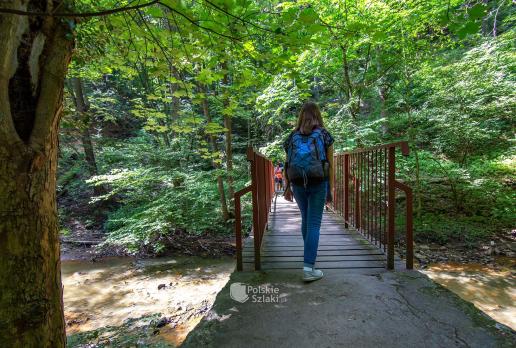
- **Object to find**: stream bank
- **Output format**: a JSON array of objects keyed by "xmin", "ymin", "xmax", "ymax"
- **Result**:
[{"xmin": 63, "ymin": 256, "xmax": 235, "ymax": 347}]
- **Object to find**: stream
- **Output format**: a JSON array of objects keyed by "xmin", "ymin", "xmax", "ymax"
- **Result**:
[
  {"xmin": 62, "ymin": 256, "xmax": 515, "ymax": 346},
  {"xmin": 421, "ymin": 260, "xmax": 516, "ymax": 331},
  {"xmin": 62, "ymin": 256, "xmax": 235, "ymax": 347}
]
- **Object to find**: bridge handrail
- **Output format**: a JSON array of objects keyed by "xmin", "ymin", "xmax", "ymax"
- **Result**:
[
  {"xmin": 234, "ymin": 147, "xmax": 274, "ymax": 271},
  {"xmin": 333, "ymin": 141, "xmax": 414, "ymax": 270}
]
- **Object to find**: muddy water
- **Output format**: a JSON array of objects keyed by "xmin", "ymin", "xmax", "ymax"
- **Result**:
[
  {"xmin": 62, "ymin": 256, "xmax": 234, "ymax": 346},
  {"xmin": 422, "ymin": 262, "xmax": 516, "ymax": 330}
]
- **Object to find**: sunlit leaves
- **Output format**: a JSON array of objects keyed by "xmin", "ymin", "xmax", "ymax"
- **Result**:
[
  {"xmin": 205, "ymin": 122, "xmax": 228, "ymax": 134},
  {"xmin": 196, "ymin": 69, "xmax": 224, "ymax": 84},
  {"xmin": 172, "ymin": 89, "xmax": 189, "ymax": 98}
]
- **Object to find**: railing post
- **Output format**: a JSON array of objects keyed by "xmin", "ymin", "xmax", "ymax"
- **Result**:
[
  {"xmin": 234, "ymin": 186, "xmax": 252, "ymax": 271},
  {"xmin": 344, "ymin": 153, "xmax": 349, "ymax": 227},
  {"xmin": 260, "ymin": 156, "xmax": 266, "ymax": 242},
  {"xmin": 333, "ymin": 154, "xmax": 338, "ymax": 213},
  {"xmin": 247, "ymin": 148, "xmax": 261, "ymax": 271},
  {"xmin": 235, "ymin": 193, "xmax": 243, "ymax": 271},
  {"xmin": 405, "ymin": 188, "xmax": 413, "ymax": 269},
  {"xmin": 395, "ymin": 181, "xmax": 414, "ymax": 270},
  {"xmin": 334, "ymin": 142, "xmax": 412, "ymax": 271},
  {"xmin": 387, "ymin": 146, "xmax": 395, "ymax": 270}
]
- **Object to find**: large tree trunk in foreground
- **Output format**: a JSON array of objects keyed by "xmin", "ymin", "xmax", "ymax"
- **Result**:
[{"xmin": 0, "ymin": 1, "xmax": 74, "ymax": 346}]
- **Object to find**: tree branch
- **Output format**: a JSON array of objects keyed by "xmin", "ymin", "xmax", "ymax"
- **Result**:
[
  {"xmin": 202, "ymin": 0, "xmax": 275, "ymax": 34},
  {"xmin": 0, "ymin": 0, "xmax": 160, "ymax": 17},
  {"xmin": 158, "ymin": 2, "xmax": 241, "ymax": 41}
]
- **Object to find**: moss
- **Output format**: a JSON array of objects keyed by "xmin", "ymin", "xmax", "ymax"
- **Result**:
[{"xmin": 67, "ymin": 314, "xmax": 173, "ymax": 348}]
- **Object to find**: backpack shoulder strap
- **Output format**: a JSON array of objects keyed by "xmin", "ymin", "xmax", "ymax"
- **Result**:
[
  {"xmin": 286, "ymin": 130, "xmax": 298, "ymax": 164},
  {"xmin": 311, "ymin": 129, "xmax": 327, "ymax": 160}
]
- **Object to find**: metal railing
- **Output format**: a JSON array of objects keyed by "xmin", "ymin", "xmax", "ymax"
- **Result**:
[
  {"xmin": 234, "ymin": 147, "xmax": 274, "ymax": 271},
  {"xmin": 333, "ymin": 141, "xmax": 414, "ymax": 270}
]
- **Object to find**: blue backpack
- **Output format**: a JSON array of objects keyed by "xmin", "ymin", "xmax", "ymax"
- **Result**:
[{"xmin": 286, "ymin": 129, "xmax": 328, "ymax": 187}]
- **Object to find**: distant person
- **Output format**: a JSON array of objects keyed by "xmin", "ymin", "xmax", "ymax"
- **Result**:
[
  {"xmin": 274, "ymin": 163, "xmax": 284, "ymax": 192},
  {"xmin": 283, "ymin": 102, "xmax": 334, "ymax": 282}
]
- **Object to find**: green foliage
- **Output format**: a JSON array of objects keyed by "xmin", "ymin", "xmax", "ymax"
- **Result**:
[
  {"xmin": 58, "ymin": 0, "xmax": 515, "ymax": 254},
  {"xmin": 84, "ymin": 134, "xmax": 246, "ymax": 254},
  {"xmin": 414, "ymin": 214, "xmax": 492, "ymax": 245}
]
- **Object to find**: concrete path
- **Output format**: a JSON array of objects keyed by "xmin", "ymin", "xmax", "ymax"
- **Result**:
[
  {"xmin": 182, "ymin": 269, "xmax": 514, "ymax": 347},
  {"xmin": 182, "ymin": 200, "xmax": 515, "ymax": 347}
]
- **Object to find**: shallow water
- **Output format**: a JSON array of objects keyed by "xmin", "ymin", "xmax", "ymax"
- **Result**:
[
  {"xmin": 62, "ymin": 256, "xmax": 234, "ymax": 346},
  {"xmin": 421, "ymin": 262, "xmax": 516, "ymax": 330}
]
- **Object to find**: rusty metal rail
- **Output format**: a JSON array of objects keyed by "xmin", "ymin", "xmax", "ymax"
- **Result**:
[
  {"xmin": 333, "ymin": 141, "xmax": 414, "ymax": 269},
  {"xmin": 234, "ymin": 147, "xmax": 274, "ymax": 271}
]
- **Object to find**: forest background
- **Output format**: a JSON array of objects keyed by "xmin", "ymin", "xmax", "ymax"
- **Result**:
[{"xmin": 57, "ymin": 0, "xmax": 515, "ymax": 256}]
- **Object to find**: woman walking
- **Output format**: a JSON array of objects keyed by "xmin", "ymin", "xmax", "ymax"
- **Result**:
[
  {"xmin": 283, "ymin": 102, "xmax": 334, "ymax": 282},
  {"xmin": 274, "ymin": 163, "xmax": 284, "ymax": 192}
]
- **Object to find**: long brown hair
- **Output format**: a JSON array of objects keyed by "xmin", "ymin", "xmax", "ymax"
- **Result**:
[{"xmin": 296, "ymin": 102, "xmax": 324, "ymax": 135}]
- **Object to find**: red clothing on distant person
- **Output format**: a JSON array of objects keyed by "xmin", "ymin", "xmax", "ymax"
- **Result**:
[{"xmin": 274, "ymin": 166, "xmax": 283, "ymax": 179}]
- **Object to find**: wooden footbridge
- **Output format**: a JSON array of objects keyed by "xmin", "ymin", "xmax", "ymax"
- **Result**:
[{"xmin": 234, "ymin": 143, "xmax": 414, "ymax": 272}]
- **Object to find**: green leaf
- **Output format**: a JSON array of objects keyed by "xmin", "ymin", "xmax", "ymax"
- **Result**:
[
  {"xmin": 457, "ymin": 21, "xmax": 481, "ymax": 38},
  {"xmin": 173, "ymin": 90, "xmax": 189, "ymax": 98},
  {"xmin": 468, "ymin": 4, "xmax": 487, "ymax": 20},
  {"xmin": 205, "ymin": 122, "xmax": 228, "ymax": 134}
]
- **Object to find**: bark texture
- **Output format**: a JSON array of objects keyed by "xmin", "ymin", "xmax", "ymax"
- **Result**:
[{"xmin": 0, "ymin": 1, "xmax": 74, "ymax": 346}]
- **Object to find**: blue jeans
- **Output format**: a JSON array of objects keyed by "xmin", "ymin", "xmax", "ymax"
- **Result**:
[{"xmin": 291, "ymin": 181, "xmax": 327, "ymax": 268}]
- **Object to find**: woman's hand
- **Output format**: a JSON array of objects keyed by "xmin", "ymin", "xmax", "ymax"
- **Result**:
[
  {"xmin": 284, "ymin": 186, "xmax": 293, "ymax": 202},
  {"xmin": 326, "ymin": 190, "xmax": 333, "ymax": 204}
]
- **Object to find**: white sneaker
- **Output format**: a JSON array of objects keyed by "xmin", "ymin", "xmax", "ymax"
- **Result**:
[{"xmin": 303, "ymin": 268, "xmax": 324, "ymax": 282}]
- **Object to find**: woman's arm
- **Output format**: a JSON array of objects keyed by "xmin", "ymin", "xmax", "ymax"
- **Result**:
[{"xmin": 283, "ymin": 164, "xmax": 293, "ymax": 201}]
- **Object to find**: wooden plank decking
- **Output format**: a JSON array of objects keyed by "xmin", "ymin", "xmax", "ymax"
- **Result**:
[{"xmin": 242, "ymin": 195, "xmax": 391, "ymax": 271}]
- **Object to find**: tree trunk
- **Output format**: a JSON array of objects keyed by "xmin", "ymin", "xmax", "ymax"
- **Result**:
[
  {"xmin": 201, "ymin": 88, "xmax": 229, "ymax": 221},
  {"xmin": 224, "ymin": 114, "xmax": 235, "ymax": 203},
  {"xmin": 70, "ymin": 77, "xmax": 106, "ymax": 196},
  {"xmin": 378, "ymin": 85, "xmax": 388, "ymax": 135},
  {"xmin": 81, "ymin": 127, "xmax": 99, "ymax": 175},
  {"xmin": 71, "ymin": 78, "xmax": 99, "ymax": 176},
  {"xmin": 341, "ymin": 44, "xmax": 361, "ymax": 146},
  {"xmin": 222, "ymin": 63, "xmax": 235, "ymax": 210},
  {"xmin": 0, "ymin": 2, "xmax": 74, "ymax": 346},
  {"xmin": 375, "ymin": 47, "xmax": 389, "ymax": 136}
]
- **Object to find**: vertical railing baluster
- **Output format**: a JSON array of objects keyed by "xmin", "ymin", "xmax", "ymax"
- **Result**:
[
  {"xmin": 351, "ymin": 153, "xmax": 354, "ymax": 226},
  {"xmin": 363, "ymin": 152, "xmax": 367, "ymax": 234},
  {"xmin": 387, "ymin": 146, "xmax": 396, "ymax": 270},
  {"xmin": 334, "ymin": 154, "xmax": 338, "ymax": 214},
  {"xmin": 336, "ymin": 154, "xmax": 340, "ymax": 215},
  {"xmin": 366, "ymin": 151, "xmax": 369, "ymax": 240},
  {"xmin": 330, "ymin": 143, "xmax": 412, "ymax": 271},
  {"xmin": 376, "ymin": 150, "xmax": 380, "ymax": 246},
  {"xmin": 372, "ymin": 150, "xmax": 376, "ymax": 245},
  {"xmin": 361, "ymin": 152, "xmax": 365, "ymax": 233},
  {"xmin": 367, "ymin": 151, "xmax": 371, "ymax": 241},
  {"xmin": 376, "ymin": 150, "xmax": 382, "ymax": 248},
  {"xmin": 344, "ymin": 153, "xmax": 349, "ymax": 227},
  {"xmin": 383, "ymin": 148, "xmax": 387, "ymax": 252},
  {"xmin": 355, "ymin": 152, "xmax": 358, "ymax": 228},
  {"xmin": 337, "ymin": 154, "xmax": 340, "ymax": 215}
]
